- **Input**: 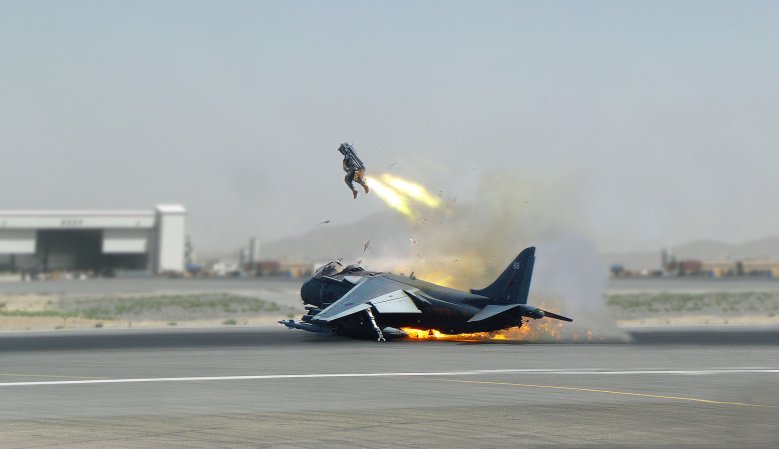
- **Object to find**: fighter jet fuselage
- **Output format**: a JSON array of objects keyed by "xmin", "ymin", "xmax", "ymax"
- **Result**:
[{"xmin": 281, "ymin": 247, "xmax": 573, "ymax": 340}]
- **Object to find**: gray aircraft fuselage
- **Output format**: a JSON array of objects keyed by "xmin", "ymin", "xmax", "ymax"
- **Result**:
[
  {"xmin": 301, "ymin": 272, "xmax": 520, "ymax": 336},
  {"xmin": 281, "ymin": 247, "xmax": 572, "ymax": 340}
]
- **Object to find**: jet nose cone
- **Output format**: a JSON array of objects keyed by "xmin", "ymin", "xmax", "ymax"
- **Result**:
[{"xmin": 300, "ymin": 279, "xmax": 321, "ymax": 306}]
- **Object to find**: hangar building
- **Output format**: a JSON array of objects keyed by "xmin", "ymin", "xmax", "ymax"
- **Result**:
[{"xmin": 0, "ymin": 204, "xmax": 186, "ymax": 275}]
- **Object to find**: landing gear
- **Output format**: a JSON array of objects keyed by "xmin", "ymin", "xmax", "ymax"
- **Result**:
[{"xmin": 364, "ymin": 308, "xmax": 386, "ymax": 342}]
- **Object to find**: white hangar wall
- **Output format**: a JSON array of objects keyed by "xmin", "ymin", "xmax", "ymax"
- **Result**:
[
  {"xmin": 154, "ymin": 204, "xmax": 186, "ymax": 273},
  {"xmin": 0, "ymin": 205, "xmax": 187, "ymax": 275}
]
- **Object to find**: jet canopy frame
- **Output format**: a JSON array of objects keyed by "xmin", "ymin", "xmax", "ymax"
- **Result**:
[{"xmin": 313, "ymin": 261, "xmax": 366, "ymax": 279}]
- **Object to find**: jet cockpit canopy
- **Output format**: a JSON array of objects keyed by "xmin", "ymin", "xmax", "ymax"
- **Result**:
[
  {"xmin": 313, "ymin": 261, "xmax": 344, "ymax": 278},
  {"xmin": 312, "ymin": 261, "xmax": 366, "ymax": 278},
  {"xmin": 340, "ymin": 264, "xmax": 365, "ymax": 274}
]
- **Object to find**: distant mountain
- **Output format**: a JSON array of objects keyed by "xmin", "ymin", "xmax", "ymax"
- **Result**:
[
  {"xmin": 602, "ymin": 236, "xmax": 779, "ymax": 270},
  {"xmin": 260, "ymin": 212, "xmax": 412, "ymax": 262},
  {"xmin": 599, "ymin": 251, "xmax": 660, "ymax": 271},
  {"xmin": 259, "ymin": 209, "xmax": 779, "ymax": 273}
]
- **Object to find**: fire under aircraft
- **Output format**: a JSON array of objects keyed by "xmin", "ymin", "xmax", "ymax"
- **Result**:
[{"xmin": 279, "ymin": 246, "xmax": 572, "ymax": 341}]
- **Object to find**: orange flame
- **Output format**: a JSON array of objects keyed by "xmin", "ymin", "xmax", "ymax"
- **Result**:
[{"xmin": 400, "ymin": 314, "xmax": 584, "ymax": 343}]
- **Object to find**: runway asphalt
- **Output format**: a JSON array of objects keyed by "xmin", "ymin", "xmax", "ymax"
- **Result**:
[{"xmin": 1, "ymin": 326, "xmax": 778, "ymax": 448}]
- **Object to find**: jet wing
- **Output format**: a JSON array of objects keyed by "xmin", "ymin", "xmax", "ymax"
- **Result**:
[
  {"xmin": 467, "ymin": 304, "xmax": 522, "ymax": 322},
  {"xmin": 312, "ymin": 276, "xmax": 421, "ymax": 322},
  {"xmin": 371, "ymin": 290, "xmax": 421, "ymax": 314},
  {"xmin": 467, "ymin": 304, "xmax": 573, "ymax": 322}
]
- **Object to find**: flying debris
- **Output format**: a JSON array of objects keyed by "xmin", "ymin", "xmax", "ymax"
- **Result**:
[
  {"xmin": 310, "ymin": 220, "xmax": 331, "ymax": 233},
  {"xmin": 409, "ymin": 237, "xmax": 417, "ymax": 245},
  {"xmin": 386, "ymin": 162, "xmax": 397, "ymax": 170},
  {"xmin": 279, "ymin": 246, "xmax": 573, "ymax": 341},
  {"xmin": 363, "ymin": 240, "xmax": 370, "ymax": 254}
]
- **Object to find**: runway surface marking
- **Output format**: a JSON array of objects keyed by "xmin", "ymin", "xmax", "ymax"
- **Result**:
[
  {"xmin": 0, "ymin": 372, "xmax": 107, "ymax": 380},
  {"xmin": 0, "ymin": 368, "xmax": 778, "ymax": 388},
  {"xmin": 441, "ymin": 379, "xmax": 779, "ymax": 409}
]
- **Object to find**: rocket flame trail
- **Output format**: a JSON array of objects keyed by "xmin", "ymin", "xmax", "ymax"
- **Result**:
[
  {"xmin": 381, "ymin": 174, "xmax": 441, "ymax": 208},
  {"xmin": 366, "ymin": 173, "xmax": 441, "ymax": 222},
  {"xmin": 365, "ymin": 177, "xmax": 414, "ymax": 218}
]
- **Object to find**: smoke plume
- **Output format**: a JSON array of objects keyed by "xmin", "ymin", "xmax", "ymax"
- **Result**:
[{"xmin": 364, "ymin": 171, "xmax": 627, "ymax": 342}]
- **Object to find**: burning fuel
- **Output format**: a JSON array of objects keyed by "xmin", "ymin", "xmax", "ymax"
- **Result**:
[
  {"xmin": 401, "ymin": 322, "xmax": 596, "ymax": 343},
  {"xmin": 400, "ymin": 311, "xmax": 587, "ymax": 343}
]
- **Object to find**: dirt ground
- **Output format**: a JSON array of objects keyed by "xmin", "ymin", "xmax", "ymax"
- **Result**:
[
  {"xmin": 0, "ymin": 289, "xmax": 301, "ymax": 331},
  {"xmin": 2, "ymin": 283, "xmax": 779, "ymax": 332}
]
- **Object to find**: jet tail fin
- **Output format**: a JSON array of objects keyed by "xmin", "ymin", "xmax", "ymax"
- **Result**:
[{"xmin": 470, "ymin": 246, "xmax": 535, "ymax": 305}]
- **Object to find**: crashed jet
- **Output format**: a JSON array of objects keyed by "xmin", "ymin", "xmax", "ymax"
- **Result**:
[{"xmin": 279, "ymin": 246, "xmax": 572, "ymax": 341}]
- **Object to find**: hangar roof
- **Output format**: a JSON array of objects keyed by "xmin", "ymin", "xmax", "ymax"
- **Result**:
[{"xmin": 0, "ymin": 205, "xmax": 185, "ymax": 229}]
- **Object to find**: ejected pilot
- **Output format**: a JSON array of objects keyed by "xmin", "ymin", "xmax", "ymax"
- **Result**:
[{"xmin": 338, "ymin": 142, "xmax": 369, "ymax": 199}]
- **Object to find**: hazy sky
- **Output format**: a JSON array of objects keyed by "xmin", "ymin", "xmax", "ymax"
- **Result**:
[{"xmin": 1, "ymin": 0, "xmax": 777, "ymax": 254}]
